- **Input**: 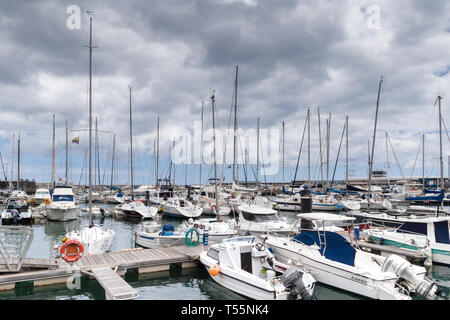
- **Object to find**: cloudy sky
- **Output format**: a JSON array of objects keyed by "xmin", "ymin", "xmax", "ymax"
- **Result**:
[{"xmin": 1, "ymin": 0, "xmax": 450, "ymax": 186}]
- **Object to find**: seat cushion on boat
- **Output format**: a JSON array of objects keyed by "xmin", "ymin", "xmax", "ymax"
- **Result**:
[{"xmin": 293, "ymin": 231, "xmax": 356, "ymax": 267}]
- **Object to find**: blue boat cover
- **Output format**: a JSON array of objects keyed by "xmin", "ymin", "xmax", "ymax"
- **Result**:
[
  {"xmin": 282, "ymin": 185, "xmax": 294, "ymax": 195},
  {"xmin": 424, "ymin": 188, "xmax": 442, "ymax": 194},
  {"xmin": 160, "ymin": 224, "xmax": 175, "ymax": 236},
  {"xmin": 405, "ymin": 189, "xmax": 444, "ymax": 202},
  {"xmin": 292, "ymin": 231, "xmax": 356, "ymax": 267}
]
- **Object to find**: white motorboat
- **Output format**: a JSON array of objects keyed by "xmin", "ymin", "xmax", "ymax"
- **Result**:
[
  {"xmin": 265, "ymin": 212, "xmax": 443, "ymax": 300},
  {"xmin": 312, "ymin": 195, "xmax": 343, "ymax": 212},
  {"xmin": 10, "ymin": 190, "xmax": 28, "ymax": 201},
  {"xmin": 237, "ymin": 204, "xmax": 293, "ymax": 236},
  {"xmin": 362, "ymin": 216, "xmax": 450, "ymax": 267},
  {"xmin": 80, "ymin": 206, "xmax": 112, "ymax": 217},
  {"xmin": 45, "ymin": 186, "xmax": 79, "ymax": 222},
  {"xmin": 339, "ymin": 199, "xmax": 361, "ymax": 211},
  {"xmin": 0, "ymin": 198, "xmax": 32, "ymax": 224},
  {"xmin": 162, "ymin": 198, "xmax": 203, "ymax": 219},
  {"xmin": 135, "ymin": 218, "xmax": 237, "ymax": 249},
  {"xmin": 119, "ymin": 201, "xmax": 159, "ymax": 219},
  {"xmin": 273, "ymin": 194, "xmax": 302, "ymax": 212},
  {"xmin": 66, "ymin": 224, "xmax": 115, "ymax": 255},
  {"xmin": 105, "ymin": 192, "xmax": 127, "ymax": 204},
  {"xmin": 199, "ymin": 236, "xmax": 317, "ymax": 300},
  {"xmin": 31, "ymin": 188, "xmax": 51, "ymax": 206}
]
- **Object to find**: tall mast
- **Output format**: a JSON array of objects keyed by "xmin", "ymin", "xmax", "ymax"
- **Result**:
[
  {"xmin": 65, "ymin": 120, "xmax": 68, "ymax": 184},
  {"xmin": 422, "ymin": 134, "xmax": 425, "ymax": 193},
  {"xmin": 307, "ymin": 108, "xmax": 310, "ymax": 183},
  {"xmin": 156, "ymin": 116, "xmax": 159, "ymax": 188},
  {"xmin": 345, "ymin": 116, "xmax": 349, "ymax": 186},
  {"xmin": 233, "ymin": 65, "xmax": 238, "ymax": 184},
  {"xmin": 10, "ymin": 134, "xmax": 14, "ymax": 190},
  {"xmin": 110, "ymin": 134, "xmax": 115, "ymax": 193},
  {"xmin": 317, "ymin": 107, "xmax": 323, "ymax": 189},
  {"xmin": 129, "ymin": 85, "xmax": 134, "ymax": 200},
  {"xmin": 200, "ymin": 102, "xmax": 204, "ymax": 185},
  {"xmin": 436, "ymin": 95, "xmax": 444, "ymax": 190},
  {"xmin": 368, "ymin": 77, "xmax": 383, "ymax": 208},
  {"xmin": 88, "ymin": 13, "xmax": 94, "ymax": 226},
  {"xmin": 95, "ymin": 117, "xmax": 99, "ymax": 188},
  {"xmin": 17, "ymin": 133, "xmax": 20, "ymax": 190},
  {"xmin": 256, "ymin": 117, "xmax": 260, "ymax": 186},
  {"xmin": 52, "ymin": 114, "xmax": 55, "ymax": 189},
  {"xmin": 282, "ymin": 121, "xmax": 285, "ymax": 184},
  {"xmin": 211, "ymin": 92, "xmax": 220, "ymax": 221},
  {"xmin": 385, "ymin": 131, "xmax": 390, "ymax": 187},
  {"xmin": 326, "ymin": 114, "xmax": 331, "ymax": 187}
]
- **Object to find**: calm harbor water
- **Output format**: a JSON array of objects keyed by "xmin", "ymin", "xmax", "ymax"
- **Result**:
[{"xmin": 0, "ymin": 204, "xmax": 448, "ymax": 300}]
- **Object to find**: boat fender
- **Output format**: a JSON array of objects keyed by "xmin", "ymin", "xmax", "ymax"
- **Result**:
[{"xmin": 209, "ymin": 264, "xmax": 221, "ymax": 276}]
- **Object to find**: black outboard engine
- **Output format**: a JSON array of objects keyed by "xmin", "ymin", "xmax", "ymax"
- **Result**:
[
  {"xmin": 281, "ymin": 266, "xmax": 317, "ymax": 300},
  {"xmin": 11, "ymin": 208, "xmax": 21, "ymax": 223}
]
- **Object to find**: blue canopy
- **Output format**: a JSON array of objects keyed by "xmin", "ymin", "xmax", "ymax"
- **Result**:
[
  {"xmin": 292, "ymin": 231, "xmax": 356, "ymax": 267},
  {"xmin": 405, "ymin": 189, "xmax": 444, "ymax": 202},
  {"xmin": 282, "ymin": 185, "xmax": 294, "ymax": 195}
]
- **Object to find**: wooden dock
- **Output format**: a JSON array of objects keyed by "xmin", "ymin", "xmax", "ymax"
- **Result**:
[{"xmin": 0, "ymin": 244, "xmax": 210, "ymax": 296}]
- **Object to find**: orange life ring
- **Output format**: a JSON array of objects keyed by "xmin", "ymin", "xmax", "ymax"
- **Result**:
[
  {"xmin": 60, "ymin": 239, "xmax": 84, "ymax": 263},
  {"xmin": 211, "ymin": 204, "xmax": 217, "ymax": 213}
]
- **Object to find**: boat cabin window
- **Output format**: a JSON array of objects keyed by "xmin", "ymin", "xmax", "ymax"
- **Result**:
[
  {"xmin": 434, "ymin": 221, "xmax": 450, "ymax": 244},
  {"xmin": 53, "ymin": 195, "xmax": 74, "ymax": 202},
  {"xmin": 200, "ymin": 192, "xmax": 206, "ymax": 196},
  {"xmin": 398, "ymin": 222, "xmax": 427, "ymax": 236},
  {"xmin": 240, "ymin": 246, "xmax": 252, "ymax": 273},
  {"xmin": 6, "ymin": 199, "xmax": 28, "ymax": 212},
  {"xmin": 207, "ymin": 248, "xmax": 219, "ymax": 261},
  {"xmin": 36, "ymin": 191, "xmax": 49, "ymax": 195},
  {"xmin": 242, "ymin": 211, "xmax": 280, "ymax": 222}
]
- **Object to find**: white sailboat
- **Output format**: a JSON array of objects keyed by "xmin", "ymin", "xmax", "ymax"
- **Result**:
[{"xmin": 64, "ymin": 14, "xmax": 115, "ymax": 255}]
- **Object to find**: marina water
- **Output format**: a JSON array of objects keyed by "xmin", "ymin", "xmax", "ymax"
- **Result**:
[{"xmin": 0, "ymin": 204, "xmax": 448, "ymax": 300}]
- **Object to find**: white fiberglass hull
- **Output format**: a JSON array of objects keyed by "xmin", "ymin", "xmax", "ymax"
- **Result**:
[
  {"xmin": 46, "ymin": 205, "xmax": 79, "ymax": 222},
  {"xmin": 200, "ymin": 253, "xmax": 288, "ymax": 300},
  {"xmin": 162, "ymin": 205, "xmax": 203, "ymax": 219},
  {"xmin": 66, "ymin": 225, "xmax": 115, "ymax": 255},
  {"xmin": 266, "ymin": 238, "xmax": 412, "ymax": 300}
]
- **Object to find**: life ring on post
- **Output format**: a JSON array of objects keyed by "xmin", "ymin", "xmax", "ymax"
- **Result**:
[
  {"xmin": 60, "ymin": 239, "xmax": 84, "ymax": 263},
  {"xmin": 210, "ymin": 204, "xmax": 217, "ymax": 213}
]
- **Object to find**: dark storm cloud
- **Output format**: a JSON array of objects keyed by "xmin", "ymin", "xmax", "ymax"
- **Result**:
[{"xmin": 1, "ymin": 0, "xmax": 450, "ymax": 183}]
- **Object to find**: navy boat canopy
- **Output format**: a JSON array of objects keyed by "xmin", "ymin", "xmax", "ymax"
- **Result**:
[{"xmin": 292, "ymin": 231, "xmax": 356, "ymax": 267}]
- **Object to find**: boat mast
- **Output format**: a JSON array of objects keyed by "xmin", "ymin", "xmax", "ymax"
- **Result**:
[
  {"xmin": 199, "ymin": 102, "xmax": 204, "ymax": 185},
  {"xmin": 233, "ymin": 65, "xmax": 238, "ymax": 185},
  {"xmin": 87, "ymin": 12, "xmax": 94, "ymax": 227},
  {"xmin": 435, "ymin": 95, "xmax": 444, "ymax": 190},
  {"xmin": 282, "ymin": 121, "xmax": 285, "ymax": 185},
  {"xmin": 10, "ymin": 134, "xmax": 14, "ymax": 191},
  {"xmin": 52, "ymin": 114, "xmax": 55, "ymax": 189},
  {"xmin": 307, "ymin": 108, "xmax": 311, "ymax": 184},
  {"xmin": 110, "ymin": 134, "xmax": 115, "ymax": 194},
  {"xmin": 345, "ymin": 116, "xmax": 349, "ymax": 186},
  {"xmin": 368, "ymin": 76, "xmax": 383, "ymax": 210},
  {"xmin": 422, "ymin": 134, "xmax": 425, "ymax": 193},
  {"xmin": 385, "ymin": 131, "xmax": 390, "ymax": 188},
  {"xmin": 65, "ymin": 120, "xmax": 69, "ymax": 184},
  {"xmin": 211, "ymin": 92, "xmax": 220, "ymax": 221},
  {"xmin": 129, "ymin": 85, "xmax": 134, "ymax": 200},
  {"xmin": 156, "ymin": 116, "xmax": 159, "ymax": 188},
  {"xmin": 317, "ymin": 107, "xmax": 323, "ymax": 189},
  {"xmin": 17, "ymin": 132, "xmax": 20, "ymax": 190},
  {"xmin": 326, "ymin": 114, "xmax": 331, "ymax": 187},
  {"xmin": 0, "ymin": 152, "xmax": 7, "ymax": 182},
  {"xmin": 256, "ymin": 117, "xmax": 260, "ymax": 187}
]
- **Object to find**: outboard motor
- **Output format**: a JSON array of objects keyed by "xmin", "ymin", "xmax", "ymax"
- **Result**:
[
  {"xmin": 11, "ymin": 208, "xmax": 21, "ymax": 224},
  {"xmin": 381, "ymin": 254, "xmax": 443, "ymax": 300},
  {"xmin": 281, "ymin": 266, "xmax": 317, "ymax": 300}
]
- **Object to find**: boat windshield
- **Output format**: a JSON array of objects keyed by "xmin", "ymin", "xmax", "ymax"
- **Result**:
[
  {"xmin": 242, "ymin": 211, "xmax": 280, "ymax": 222},
  {"xmin": 53, "ymin": 195, "xmax": 74, "ymax": 202}
]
